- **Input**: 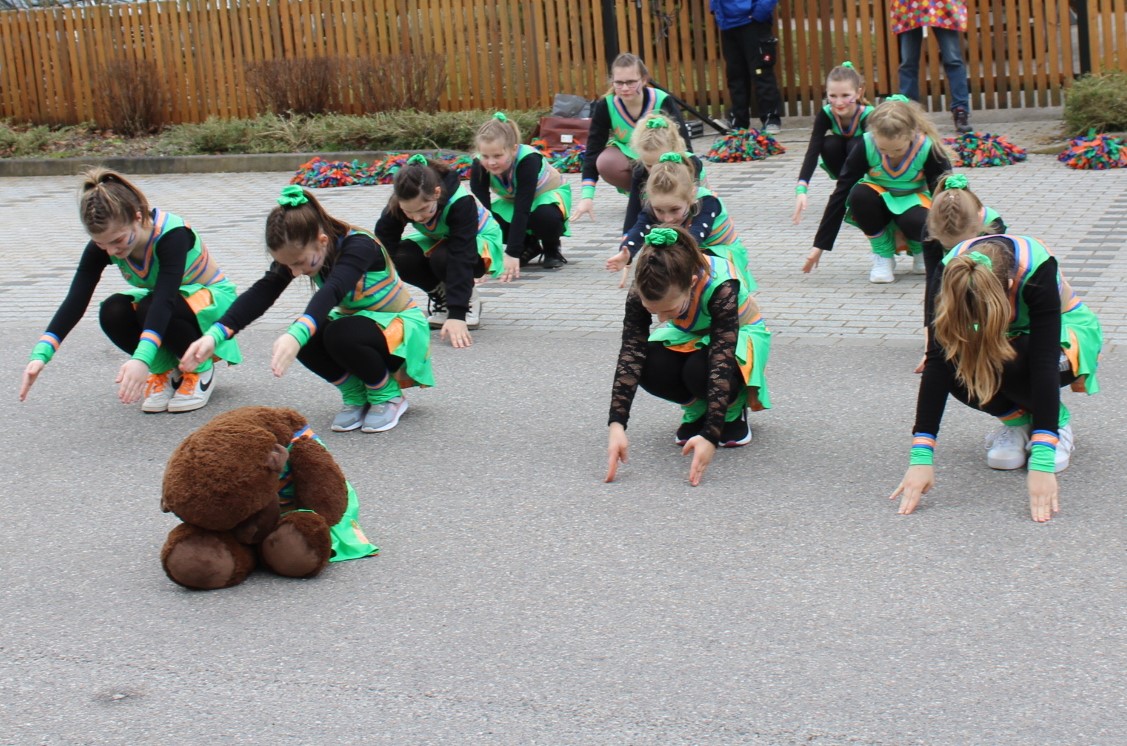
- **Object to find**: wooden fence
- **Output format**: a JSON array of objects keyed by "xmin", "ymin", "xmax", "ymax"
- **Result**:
[{"xmin": 0, "ymin": 0, "xmax": 1124, "ymax": 127}]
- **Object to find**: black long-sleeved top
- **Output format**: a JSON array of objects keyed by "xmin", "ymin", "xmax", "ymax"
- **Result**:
[
  {"xmin": 916, "ymin": 252, "xmax": 1062, "ymax": 439},
  {"xmin": 216, "ymin": 233, "xmax": 383, "ymax": 335},
  {"xmin": 609, "ymin": 280, "xmax": 740, "ymax": 446},
  {"xmin": 42, "ymin": 228, "xmax": 194, "ymax": 356},
  {"xmin": 623, "ymin": 153, "xmax": 707, "ymax": 233},
  {"xmin": 797, "ymin": 107, "xmax": 866, "ymax": 185},
  {"xmin": 812, "ymin": 137, "xmax": 952, "ymax": 251},
  {"xmin": 469, "ymin": 153, "xmax": 543, "ymax": 257},
  {"xmin": 581, "ymin": 90, "xmax": 694, "ymax": 188},
  {"xmin": 375, "ymin": 170, "xmax": 479, "ymax": 321}
]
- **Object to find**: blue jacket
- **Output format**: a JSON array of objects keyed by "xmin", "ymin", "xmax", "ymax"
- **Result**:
[{"xmin": 710, "ymin": 0, "xmax": 778, "ymax": 29}]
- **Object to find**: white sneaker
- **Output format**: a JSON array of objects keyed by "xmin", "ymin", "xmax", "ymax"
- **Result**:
[
  {"xmin": 465, "ymin": 286, "xmax": 483, "ymax": 330},
  {"xmin": 1026, "ymin": 424, "xmax": 1074, "ymax": 473},
  {"xmin": 142, "ymin": 372, "xmax": 180, "ymax": 413},
  {"xmin": 168, "ymin": 367, "xmax": 215, "ymax": 413},
  {"xmin": 869, "ymin": 254, "xmax": 895, "ymax": 284},
  {"xmin": 912, "ymin": 252, "xmax": 926, "ymax": 274},
  {"xmin": 984, "ymin": 423, "xmax": 1031, "ymax": 470}
]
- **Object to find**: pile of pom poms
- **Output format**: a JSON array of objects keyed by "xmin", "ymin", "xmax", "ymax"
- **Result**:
[
  {"xmin": 292, "ymin": 144, "xmax": 588, "ymax": 187},
  {"xmin": 1056, "ymin": 131, "xmax": 1127, "ymax": 170},
  {"xmin": 706, "ymin": 128, "xmax": 786, "ymax": 162},
  {"xmin": 943, "ymin": 132, "xmax": 1027, "ymax": 167}
]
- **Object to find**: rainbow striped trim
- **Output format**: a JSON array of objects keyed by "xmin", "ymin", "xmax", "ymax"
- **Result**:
[
  {"xmin": 37, "ymin": 333, "xmax": 60, "ymax": 352},
  {"xmin": 998, "ymin": 407, "xmax": 1028, "ymax": 424},
  {"xmin": 139, "ymin": 330, "xmax": 163, "ymax": 349},
  {"xmin": 910, "ymin": 432, "xmax": 937, "ymax": 465},
  {"xmin": 880, "ymin": 134, "xmax": 927, "ymax": 178},
  {"xmin": 1029, "ymin": 431, "xmax": 1059, "ymax": 450}
]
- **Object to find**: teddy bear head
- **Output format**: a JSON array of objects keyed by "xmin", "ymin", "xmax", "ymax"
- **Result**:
[{"xmin": 161, "ymin": 406, "xmax": 310, "ymax": 533}]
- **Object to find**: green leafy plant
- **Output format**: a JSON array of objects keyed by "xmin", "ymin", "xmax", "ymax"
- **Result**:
[{"xmin": 1063, "ymin": 72, "xmax": 1127, "ymax": 136}]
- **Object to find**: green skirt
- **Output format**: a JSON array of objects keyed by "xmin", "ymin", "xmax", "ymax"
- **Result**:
[
  {"xmin": 490, "ymin": 184, "xmax": 573, "ymax": 238},
  {"xmin": 328, "ymin": 306, "xmax": 434, "ymax": 389}
]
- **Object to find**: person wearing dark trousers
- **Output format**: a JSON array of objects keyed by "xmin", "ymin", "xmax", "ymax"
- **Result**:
[
  {"xmin": 710, "ymin": 0, "xmax": 783, "ymax": 133},
  {"xmin": 892, "ymin": 0, "xmax": 973, "ymax": 133}
]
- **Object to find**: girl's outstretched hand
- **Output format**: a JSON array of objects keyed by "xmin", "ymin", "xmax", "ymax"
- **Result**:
[
  {"xmin": 116, "ymin": 359, "xmax": 149, "ymax": 404},
  {"xmin": 682, "ymin": 435, "xmax": 716, "ymax": 487},
  {"xmin": 180, "ymin": 335, "xmax": 216, "ymax": 372},
  {"xmin": 888, "ymin": 465, "xmax": 935, "ymax": 515},
  {"xmin": 572, "ymin": 198, "xmax": 596, "ymax": 222},
  {"xmin": 792, "ymin": 193, "xmax": 809, "ymax": 224},
  {"xmin": 605, "ymin": 249, "xmax": 629, "ymax": 273},
  {"xmin": 441, "ymin": 319, "xmax": 473, "ymax": 349},
  {"xmin": 802, "ymin": 247, "xmax": 824, "ymax": 273},
  {"xmin": 19, "ymin": 360, "xmax": 45, "ymax": 401},
  {"xmin": 271, "ymin": 334, "xmax": 300, "ymax": 377},
  {"xmin": 1027, "ymin": 471, "xmax": 1060, "ymax": 522},
  {"xmin": 605, "ymin": 424, "xmax": 628, "ymax": 482},
  {"xmin": 500, "ymin": 254, "xmax": 521, "ymax": 283}
]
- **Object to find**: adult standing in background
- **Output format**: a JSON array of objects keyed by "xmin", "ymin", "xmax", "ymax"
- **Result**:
[
  {"xmin": 711, "ymin": 0, "xmax": 783, "ymax": 134},
  {"xmin": 892, "ymin": 0, "xmax": 973, "ymax": 133}
]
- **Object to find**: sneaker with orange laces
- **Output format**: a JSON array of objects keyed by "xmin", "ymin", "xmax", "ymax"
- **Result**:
[
  {"xmin": 168, "ymin": 366, "xmax": 216, "ymax": 413},
  {"xmin": 142, "ymin": 371, "xmax": 181, "ymax": 413}
]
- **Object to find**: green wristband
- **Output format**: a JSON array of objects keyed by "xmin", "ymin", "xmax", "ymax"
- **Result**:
[
  {"xmin": 581, "ymin": 184, "xmax": 596, "ymax": 200},
  {"xmin": 795, "ymin": 184, "xmax": 809, "ymax": 195},
  {"xmin": 286, "ymin": 315, "xmax": 316, "ymax": 347},
  {"xmin": 1027, "ymin": 444, "xmax": 1056, "ymax": 473},
  {"xmin": 30, "ymin": 335, "xmax": 59, "ymax": 363}
]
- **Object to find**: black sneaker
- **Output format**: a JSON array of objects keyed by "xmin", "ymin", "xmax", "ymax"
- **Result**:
[
  {"xmin": 426, "ymin": 290, "xmax": 448, "ymax": 329},
  {"xmin": 542, "ymin": 248, "xmax": 568, "ymax": 269},
  {"xmin": 763, "ymin": 117, "xmax": 782, "ymax": 135},
  {"xmin": 719, "ymin": 409, "xmax": 752, "ymax": 447},
  {"xmin": 674, "ymin": 416, "xmax": 705, "ymax": 446},
  {"xmin": 953, "ymin": 107, "xmax": 971, "ymax": 134},
  {"xmin": 519, "ymin": 238, "xmax": 542, "ymax": 267}
]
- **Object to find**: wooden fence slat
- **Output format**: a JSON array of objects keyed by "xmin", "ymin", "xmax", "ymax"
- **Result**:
[{"xmin": 1, "ymin": 0, "xmax": 1126, "ymax": 124}]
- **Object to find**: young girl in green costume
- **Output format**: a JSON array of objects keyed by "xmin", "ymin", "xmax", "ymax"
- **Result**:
[
  {"xmin": 605, "ymin": 152, "xmax": 753, "ymax": 292},
  {"xmin": 621, "ymin": 113, "xmax": 708, "ymax": 235},
  {"xmin": 890, "ymin": 236, "xmax": 1102, "ymax": 523},
  {"xmin": 605, "ymin": 226, "xmax": 771, "ymax": 487},
  {"xmin": 470, "ymin": 112, "xmax": 572, "ymax": 273},
  {"xmin": 573, "ymin": 53, "xmax": 693, "ymax": 228},
  {"xmin": 913, "ymin": 172, "xmax": 1008, "ymax": 371},
  {"xmin": 181, "ymin": 186, "xmax": 433, "ymax": 434},
  {"xmin": 375, "ymin": 154, "xmax": 504, "ymax": 348},
  {"xmin": 792, "ymin": 62, "xmax": 874, "ymax": 225},
  {"xmin": 20, "ymin": 168, "xmax": 241, "ymax": 413},
  {"xmin": 803, "ymin": 96, "xmax": 953, "ymax": 284}
]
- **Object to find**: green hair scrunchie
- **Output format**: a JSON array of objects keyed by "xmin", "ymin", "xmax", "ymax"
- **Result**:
[
  {"xmin": 944, "ymin": 173, "xmax": 969, "ymax": 190},
  {"xmin": 645, "ymin": 227, "xmax": 679, "ymax": 246},
  {"xmin": 407, "ymin": 154, "xmax": 429, "ymax": 166},
  {"xmin": 277, "ymin": 185, "xmax": 309, "ymax": 208},
  {"xmin": 493, "ymin": 112, "xmax": 508, "ymax": 122},
  {"xmin": 658, "ymin": 152, "xmax": 685, "ymax": 164},
  {"xmin": 967, "ymin": 250, "xmax": 993, "ymax": 270},
  {"xmin": 886, "ymin": 94, "xmax": 911, "ymax": 104},
  {"xmin": 645, "ymin": 117, "xmax": 670, "ymax": 130},
  {"xmin": 841, "ymin": 61, "xmax": 854, "ymax": 69}
]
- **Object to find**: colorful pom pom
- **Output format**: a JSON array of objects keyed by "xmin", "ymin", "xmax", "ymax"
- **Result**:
[
  {"xmin": 942, "ymin": 132, "xmax": 1027, "ymax": 167},
  {"xmin": 1056, "ymin": 132, "xmax": 1127, "ymax": 170},
  {"xmin": 705, "ymin": 128, "xmax": 786, "ymax": 163}
]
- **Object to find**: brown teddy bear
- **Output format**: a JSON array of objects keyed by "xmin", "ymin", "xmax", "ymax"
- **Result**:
[{"xmin": 160, "ymin": 406, "xmax": 378, "ymax": 590}]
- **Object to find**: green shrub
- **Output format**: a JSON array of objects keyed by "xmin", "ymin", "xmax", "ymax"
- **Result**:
[
  {"xmin": 0, "ymin": 121, "xmax": 62, "ymax": 157},
  {"xmin": 1063, "ymin": 72, "xmax": 1127, "ymax": 136},
  {"xmin": 157, "ymin": 110, "xmax": 546, "ymax": 155}
]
